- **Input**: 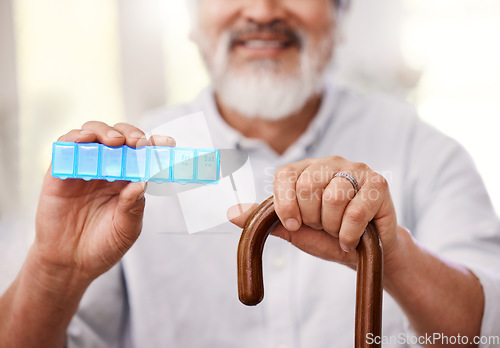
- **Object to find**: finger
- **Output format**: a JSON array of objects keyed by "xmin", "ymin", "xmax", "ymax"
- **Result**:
[
  {"xmin": 227, "ymin": 203, "xmax": 259, "ymax": 227},
  {"xmin": 113, "ymin": 123, "xmax": 147, "ymax": 148},
  {"xmin": 113, "ymin": 181, "xmax": 148, "ymax": 244},
  {"xmin": 321, "ymin": 174, "xmax": 356, "ymax": 237},
  {"xmin": 273, "ymin": 159, "xmax": 313, "ymax": 231},
  {"xmin": 270, "ymin": 224, "xmax": 356, "ymax": 267},
  {"xmin": 338, "ymin": 175, "xmax": 389, "ymax": 252},
  {"xmin": 81, "ymin": 121, "xmax": 125, "ymax": 147},
  {"xmin": 147, "ymin": 135, "xmax": 176, "ymax": 147},
  {"xmin": 58, "ymin": 129, "xmax": 98, "ymax": 143},
  {"xmin": 296, "ymin": 162, "xmax": 336, "ymax": 229}
]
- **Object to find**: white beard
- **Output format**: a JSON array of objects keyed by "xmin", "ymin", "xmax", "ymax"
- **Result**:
[{"xmin": 199, "ymin": 29, "xmax": 334, "ymax": 121}]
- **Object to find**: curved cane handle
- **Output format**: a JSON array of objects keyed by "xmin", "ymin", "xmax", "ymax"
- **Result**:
[{"xmin": 237, "ymin": 196, "xmax": 383, "ymax": 348}]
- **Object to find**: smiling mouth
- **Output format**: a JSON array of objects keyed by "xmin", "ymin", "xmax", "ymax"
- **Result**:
[
  {"xmin": 236, "ymin": 39, "xmax": 295, "ymax": 50},
  {"xmin": 228, "ymin": 22, "xmax": 302, "ymax": 57}
]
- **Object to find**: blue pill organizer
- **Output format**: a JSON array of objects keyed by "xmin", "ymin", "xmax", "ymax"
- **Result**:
[{"xmin": 51, "ymin": 142, "xmax": 220, "ymax": 184}]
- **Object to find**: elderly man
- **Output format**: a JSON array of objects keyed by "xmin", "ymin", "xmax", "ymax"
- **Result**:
[{"xmin": 1, "ymin": 0, "xmax": 500, "ymax": 347}]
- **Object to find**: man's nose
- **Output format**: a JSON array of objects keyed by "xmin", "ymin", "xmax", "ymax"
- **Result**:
[{"xmin": 241, "ymin": 0, "xmax": 287, "ymax": 24}]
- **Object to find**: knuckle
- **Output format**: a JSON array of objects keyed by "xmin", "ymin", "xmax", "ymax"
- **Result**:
[
  {"xmin": 82, "ymin": 120, "xmax": 99, "ymax": 128},
  {"xmin": 375, "ymin": 174, "xmax": 389, "ymax": 189},
  {"xmin": 58, "ymin": 129, "xmax": 81, "ymax": 141},
  {"xmin": 323, "ymin": 188, "xmax": 348, "ymax": 207},
  {"xmin": 345, "ymin": 207, "xmax": 366, "ymax": 223},
  {"xmin": 277, "ymin": 165, "xmax": 297, "ymax": 176},
  {"xmin": 297, "ymin": 158, "xmax": 313, "ymax": 167},
  {"xmin": 366, "ymin": 173, "xmax": 388, "ymax": 193},
  {"xmin": 354, "ymin": 162, "xmax": 370, "ymax": 172},
  {"xmin": 274, "ymin": 166, "xmax": 298, "ymax": 183},
  {"xmin": 329, "ymin": 155, "xmax": 346, "ymax": 163},
  {"xmin": 114, "ymin": 122, "xmax": 135, "ymax": 131}
]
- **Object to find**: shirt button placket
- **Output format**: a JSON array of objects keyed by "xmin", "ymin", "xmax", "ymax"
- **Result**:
[{"xmin": 263, "ymin": 238, "xmax": 296, "ymax": 348}]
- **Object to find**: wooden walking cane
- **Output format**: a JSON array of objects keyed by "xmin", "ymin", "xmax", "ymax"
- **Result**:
[{"xmin": 237, "ymin": 196, "xmax": 383, "ymax": 348}]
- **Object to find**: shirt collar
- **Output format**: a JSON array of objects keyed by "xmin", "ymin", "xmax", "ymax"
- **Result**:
[
  {"xmin": 281, "ymin": 83, "xmax": 338, "ymax": 162},
  {"xmin": 196, "ymin": 88, "xmax": 241, "ymax": 149},
  {"xmin": 197, "ymin": 83, "xmax": 338, "ymax": 161}
]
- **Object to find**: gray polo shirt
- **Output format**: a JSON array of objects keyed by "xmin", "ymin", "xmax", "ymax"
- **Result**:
[{"xmin": 67, "ymin": 84, "xmax": 500, "ymax": 348}]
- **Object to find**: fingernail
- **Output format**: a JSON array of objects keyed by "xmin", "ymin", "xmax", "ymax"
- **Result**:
[
  {"xmin": 107, "ymin": 130, "xmax": 123, "ymax": 138},
  {"xmin": 285, "ymin": 218, "xmax": 300, "ymax": 231},
  {"xmin": 340, "ymin": 242, "xmax": 351, "ymax": 253},
  {"xmin": 164, "ymin": 136, "xmax": 176, "ymax": 146},
  {"xmin": 80, "ymin": 130, "xmax": 94, "ymax": 135},
  {"xmin": 130, "ymin": 132, "xmax": 145, "ymax": 139}
]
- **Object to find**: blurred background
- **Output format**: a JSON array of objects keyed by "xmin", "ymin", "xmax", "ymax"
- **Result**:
[{"xmin": 1, "ymin": 0, "xmax": 499, "ymax": 285}]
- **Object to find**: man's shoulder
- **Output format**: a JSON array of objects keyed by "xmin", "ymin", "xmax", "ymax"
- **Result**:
[
  {"xmin": 327, "ymin": 85, "xmax": 463, "ymax": 159},
  {"xmin": 333, "ymin": 85, "xmax": 419, "ymax": 128}
]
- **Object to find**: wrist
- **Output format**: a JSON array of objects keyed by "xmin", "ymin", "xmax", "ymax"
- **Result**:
[
  {"xmin": 24, "ymin": 245, "xmax": 91, "ymax": 298},
  {"xmin": 382, "ymin": 226, "xmax": 415, "ymax": 292},
  {"xmin": 0, "ymin": 246, "xmax": 89, "ymax": 348}
]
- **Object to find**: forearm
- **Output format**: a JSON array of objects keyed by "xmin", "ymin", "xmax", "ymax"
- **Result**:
[
  {"xmin": 0, "ymin": 246, "xmax": 90, "ymax": 348},
  {"xmin": 384, "ymin": 227, "xmax": 484, "ymax": 347}
]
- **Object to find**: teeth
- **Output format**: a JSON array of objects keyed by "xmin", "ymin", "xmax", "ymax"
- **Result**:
[{"xmin": 244, "ymin": 40, "xmax": 285, "ymax": 49}]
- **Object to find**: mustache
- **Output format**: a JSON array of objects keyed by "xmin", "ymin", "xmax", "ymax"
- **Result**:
[{"xmin": 228, "ymin": 21, "xmax": 303, "ymax": 48}]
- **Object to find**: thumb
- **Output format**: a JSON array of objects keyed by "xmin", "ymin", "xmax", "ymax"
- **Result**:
[
  {"xmin": 227, "ymin": 203, "xmax": 259, "ymax": 228},
  {"xmin": 117, "ymin": 181, "xmax": 147, "ymax": 214},
  {"xmin": 114, "ymin": 182, "xmax": 147, "ymax": 238}
]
